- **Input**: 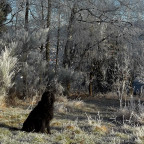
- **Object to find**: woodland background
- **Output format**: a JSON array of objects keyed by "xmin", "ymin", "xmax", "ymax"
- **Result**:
[
  {"xmin": 1, "ymin": 0, "xmax": 144, "ymax": 143},
  {"xmin": 1, "ymin": 0, "xmax": 144, "ymax": 103}
]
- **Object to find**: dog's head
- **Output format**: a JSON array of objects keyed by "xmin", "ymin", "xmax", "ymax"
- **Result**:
[{"xmin": 41, "ymin": 91, "xmax": 55, "ymax": 106}]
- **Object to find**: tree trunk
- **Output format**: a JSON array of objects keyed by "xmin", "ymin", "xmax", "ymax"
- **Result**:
[
  {"xmin": 23, "ymin": 0, "xmax": 29, "ymax": 97},
  {"xmin": 63, "ymin": 3, "xmax": 77, "ymax": 68},
  {"xmin": 24, "ymin": 0, "xmax": 29, "ymax": 31},
  {"xmin": 15, "ymin": 12, "xmax": 18, "ymax": 30},
  {"xmin": 40, "ymin": 0, "xmax": 45, "ymax": 52},
  {"xmin": 89, "ymin": 72, "xmax": 93, "ymax": 96},
  {"xmin": 45, "ymin": 0, "xmax": 52, "ymax": 63},
  {"xmin": 22, "ymin": 53, "xmax": 28, "ymax": 98},
  {"xmin": 63, "ymin": 3, "xmax": 77, "ymax": 94},
  {"xmin": 55, "ymin": 11, "xmax": 61, "ymax": 74},
  {"xmin": 67, "ymin": 82, "xmax": 71, "ymax": 92}
]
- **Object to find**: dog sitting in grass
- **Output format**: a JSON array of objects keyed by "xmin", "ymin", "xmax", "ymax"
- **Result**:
[{"xmin": 22, "ymin": 91, "xmax": 55, "ymax": 134}]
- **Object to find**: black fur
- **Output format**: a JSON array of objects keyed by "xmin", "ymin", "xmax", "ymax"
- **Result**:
[{"xmin": 21, "ymin": 91, "xmax": 55, "ymax": 134}]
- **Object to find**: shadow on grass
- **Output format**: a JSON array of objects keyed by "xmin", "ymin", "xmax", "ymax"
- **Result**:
[
  {"xmin": 54, "ymin": 98, "xmax": 120, "ymax": 124},
  {"xmin": 84, "ymin": 98, "xmax": 120, "ymax": 108},
  {"xmin": 0, "ymin": 123, "xmax": 20, "ymax": 131}
]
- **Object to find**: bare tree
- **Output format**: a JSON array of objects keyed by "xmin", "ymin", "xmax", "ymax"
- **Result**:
[
  {"xmin": 63, "ymin": 2, "xmax": 78, "ymax": 68},
  {"xmin": 55, "ymin": 8, "xmax": 61, "ymax": 74},
  {"xmin": 45, "ymin": 0, "xmax": 52, "ymax": 63},
  {"xmin": 24, "ymin": 0, "xmax": 29, "ymax": 31}
]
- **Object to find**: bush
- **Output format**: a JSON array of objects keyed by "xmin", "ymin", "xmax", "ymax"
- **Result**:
[{"xmin": 0, "ymin": 46, "xmax": 18, "ymax": 104}]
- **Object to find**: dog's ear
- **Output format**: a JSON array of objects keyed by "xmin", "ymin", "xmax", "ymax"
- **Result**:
[
  {"xmin": 41, "ymin": 92, "xmax": 48, "ymax": 102},
  {"xmin": 49, "ymin": 96, "xmax": 51, "ymax": 104},
  {"xmin": 49, "ymin": 93, "xmax": 55, "ymax": 104}
]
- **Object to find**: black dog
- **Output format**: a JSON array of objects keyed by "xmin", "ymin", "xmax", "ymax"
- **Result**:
[{"xmin": 22, "ymin": 91, "xmax": 55, "ymax": 134}]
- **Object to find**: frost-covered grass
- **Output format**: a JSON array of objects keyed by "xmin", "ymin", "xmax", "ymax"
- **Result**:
[{"xmin": 0, "ymin": 97, "xmax": 144, "ymax": 144}]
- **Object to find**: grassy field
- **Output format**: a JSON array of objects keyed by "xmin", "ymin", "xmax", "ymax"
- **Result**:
[{"xmin": 0, "ymin": 96, "xmax": 144, "ymax": 144}]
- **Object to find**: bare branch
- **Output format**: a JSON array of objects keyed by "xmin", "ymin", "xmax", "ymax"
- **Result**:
[{"xmin": 0, "ymin": 9, "xmax": 22, "ymax": 27}]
